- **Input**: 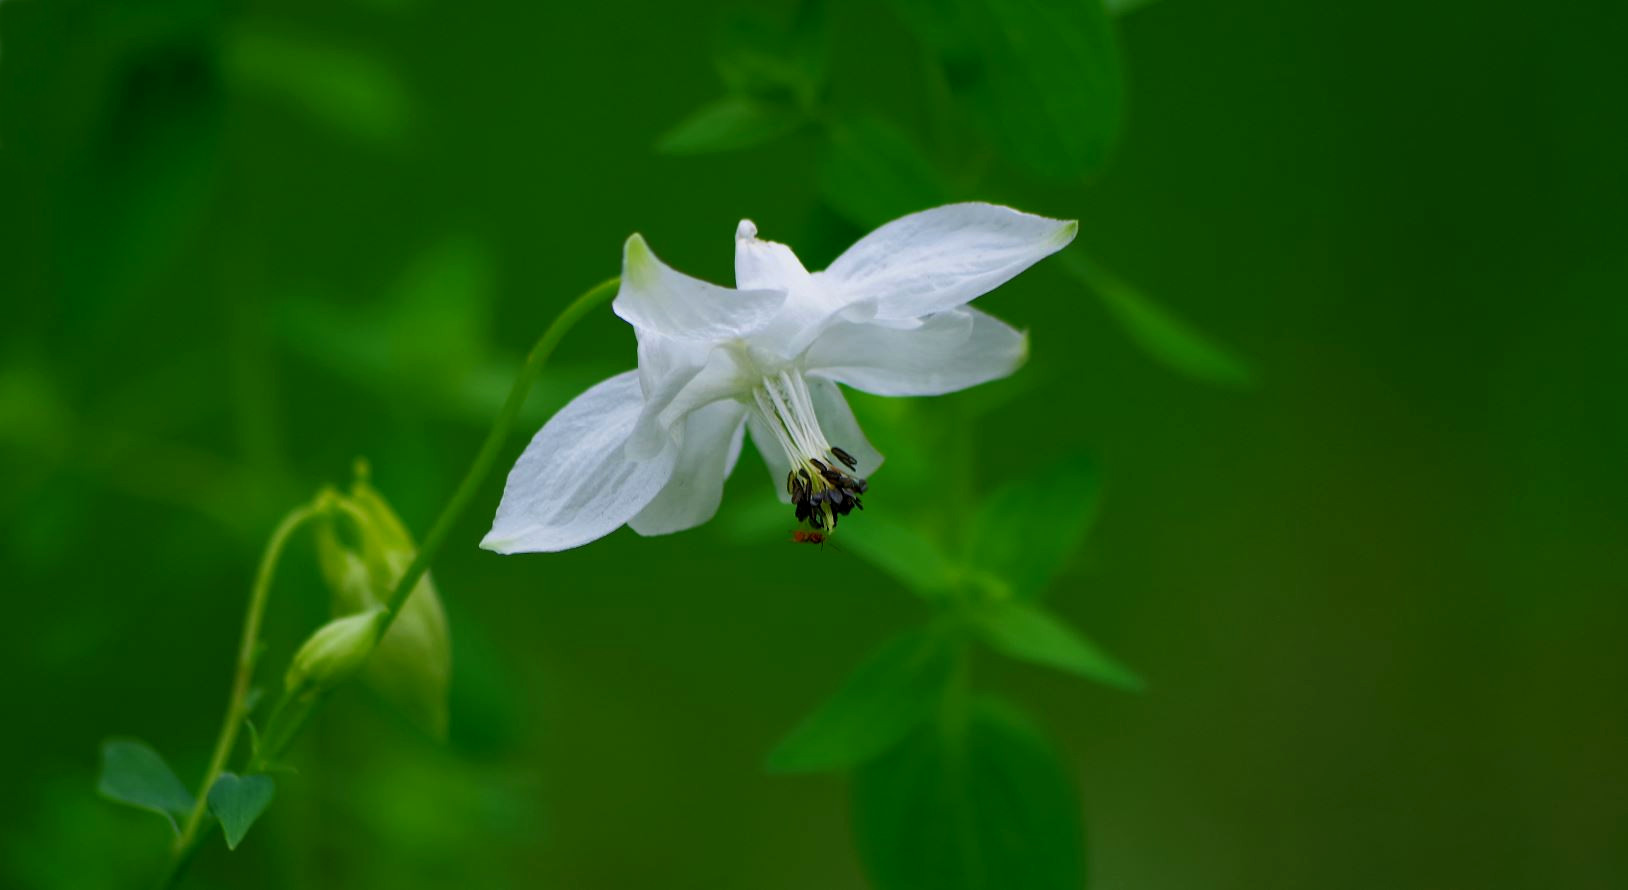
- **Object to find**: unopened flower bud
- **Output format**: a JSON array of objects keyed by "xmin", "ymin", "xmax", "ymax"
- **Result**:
[
  {"xmin": 286, "ymin": 609, "xmax": 386, "ymax": 695},
  {"xmin": 312, "ymin": 460, "xmax": 452, "ymax": 737}
]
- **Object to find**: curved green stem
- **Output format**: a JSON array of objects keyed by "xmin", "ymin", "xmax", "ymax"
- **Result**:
[
  {"xmin": 377, "ymin": 275, "xmax": 619, "ymax": 625},
  {"xmin": 161, "ymin": 499, "xmax": 325, "ymax": 888},
  {"xmin": 247, "ymin": 276, "xmax": 621, "ymax": 773},
  {"xmin": 157, "ymin": 277, "xmax": 618, "ymax": 886}
]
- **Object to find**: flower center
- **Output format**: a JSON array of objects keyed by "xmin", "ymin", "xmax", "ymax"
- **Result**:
[{"xmin": 751, "ymin": 371, "xmax": 868, "ymax": 532}]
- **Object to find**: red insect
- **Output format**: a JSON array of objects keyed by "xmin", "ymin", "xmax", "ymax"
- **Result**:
[{"xmin": 791, "ymin": 529, "xmax": 827, "ymax": 546}]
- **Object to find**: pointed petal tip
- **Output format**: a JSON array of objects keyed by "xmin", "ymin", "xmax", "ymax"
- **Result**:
[
  {"xmin": 478, "ymin": 530, "xmax": 515, "ymax": 555},
  {"xmin": 736, "ymin": 219, "xmax": 758, "ymax": 241},
  {"xmin": 621, "ymin": 233, "xmax": 659, "ymax": 289},
  {"xmin": 1058, "ymin": 219, "xmax": 1080, "ymax": 246}
]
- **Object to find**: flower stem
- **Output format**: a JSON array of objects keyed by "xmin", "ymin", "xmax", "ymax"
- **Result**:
[
  {"xmin": 376, "ymin": 275, "xmax": 620, "ymax": 626},
  {"xmin": 161, "ymin": 499, "xmax": 325, "ymax": 888},
  {"xmin": 244, "ymin": 276, "xmax": 622, "ymax": 772}
]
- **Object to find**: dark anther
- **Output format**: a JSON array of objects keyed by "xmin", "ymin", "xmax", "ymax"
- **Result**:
[
  {"xmin": 786, "ymin": 456, "xmax": 869, "ymax": 532},
  {"xmin": 831, "ymin": 447, "xmax": 859, "ymax": 471}
]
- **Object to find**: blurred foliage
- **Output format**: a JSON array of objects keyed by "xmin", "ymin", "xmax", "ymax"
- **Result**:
[
  {"xmin": 854, "ymin": 697, "xmax": 1086, "ymax": 890},
  {"xmin": 3, "ymin": 0, "xmax": 1626, "ymax": 886},
  {"xmin": 662, "ymin": 0, "xmax": 1253, "ymax": 389}
]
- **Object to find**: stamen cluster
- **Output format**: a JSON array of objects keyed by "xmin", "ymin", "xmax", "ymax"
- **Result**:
[{"xmin": 787, "ymin": 447, "xmax": 867, "ymax": 531}]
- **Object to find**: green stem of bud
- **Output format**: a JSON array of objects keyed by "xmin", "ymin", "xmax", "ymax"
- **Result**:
[
  {"xmin": 159, "ymin": 278, "xmax": 618, "ymax": 888},
  {"xmin": 232, "ymin": 278, "xmax": 624, "ymax": 794},
  {"xmin": 161, "ymin": 498, "xmax": 326, "ymax": 888},
  {"xmin": 157, "ymin": 281, "xmax": 617, "ymax": 887}
]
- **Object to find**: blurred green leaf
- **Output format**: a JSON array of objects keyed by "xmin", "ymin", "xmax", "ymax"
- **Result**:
[
  {"xmin": 852, "ymin": 697, "xmax": 1086, "ymax": 890},
  {"xmin": 655, "ymin": 96, "xmax": 804, "ymax": 155},
  {"xmin": 837, "ymin": 515, "xmax": 959, "ymax": 599},
  {"xmin": 892, "ymin": 0, "xmax": 1123, "ymax": 179},
  {"xmin": 206, "ymin": 772, "xmax": 276, "ymax": 850},
  {"xmin": 714, "ymin": 7, "xmax": 827, "ymax": 108},
  {"xmin": 819, "ymin": 116, "xmax": 950, "ymax": 228},
  {"xmin": 974, "ymin": 0, "xmax": 1123, "ymax": 179},
  {"xmin": 974, "ymin": 600, "xmax": 1143, "ymax": 690},
  {"xmin": 965, "ymin": 453, "xmax": 1100, "ymax": 600},
  {"xmin": 225, "ymin": 28, "xmax": 410, "ymax": 144},
  {"xmin": 96, "ymin": 738, "xmax": 194, "ymax": 833},
  {"xmin": 64, "ymin": 41, "xmax": 222, "ymax": 322},
  {"xmin": 0, "ymin": 360, "xmax": 72, "ymax": 452},
  {"xmin": 389, "ymin": 237, "xmax": 496, "ymax": 373},
  {"xmin": 276, "ymin": 236, "xmax": 615, "ymax": 426},
  {"xmin": 768, "ymin": 627, "xmax": 957, "ymax": 773},
  {"xmin": 1060, "ymin": 251, "xmax": 1257, "ymax": 387}
]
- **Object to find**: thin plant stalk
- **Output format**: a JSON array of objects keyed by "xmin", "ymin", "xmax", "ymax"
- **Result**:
[
  {"xmin": 160, "ymin": 276, "xmax": 620, "ymax": 887},
  {"xmin": 161, "ymin": 499, "xmax": 325, "ymax": 886}
]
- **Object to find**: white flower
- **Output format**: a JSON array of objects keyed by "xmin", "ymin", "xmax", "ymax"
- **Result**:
[{"xmin": 481, "ymin": 202, "xmax": 1077, "ymax": 553}]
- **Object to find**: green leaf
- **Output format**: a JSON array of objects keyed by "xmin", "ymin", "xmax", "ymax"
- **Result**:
[
  {"xmin": 893, "ymin": 0, "xmax": 1123, "ymax": 179},
  {"xmin": 852, "ymin": 697, "xmax": 1086, "ymax": 890},
  {"xmin": 965, "ymin": 453, "xmax": 1100, "ymax": 600},
  {"xmin": 655, "ymin": 96, "xmax": 803, "ymax": 156},
  {"xmin": 768, "ymin": 627, "xmax": 958, "ymax": 773},
  {"xmin": 819, "ymin": 116, "xmax": 950, "ymax": 228},
  {"xmin": 207, "ymin": 772, "xmax": 276, "ymax": 850},
  {"xmin": 1060, "ymin": 251, "xmax": 1257, "ymax": 387},
  {"xmin": 225, "ymin": 28, "xmax": 410, "ymax": 144},
  {"xmin": 974, "ymin": 600, "xmax": 1144, "ymax": 691},
  {"xmin": 836, "ymin": 515, "xmax": 959, "ymax": 599},
  {"xmin": 96, "ymin": 738, "xmax": 195, "ymax": 833}
]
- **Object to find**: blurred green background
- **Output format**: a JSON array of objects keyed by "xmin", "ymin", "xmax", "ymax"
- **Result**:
[{"xmin": 3, "ymin": 0, "xmax": 1626, "ymax": 887}]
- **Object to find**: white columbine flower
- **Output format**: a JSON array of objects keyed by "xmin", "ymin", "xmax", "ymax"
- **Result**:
[{"xmin": 481, "ymin": 202, "xmax": 1077, "ymax": 553}]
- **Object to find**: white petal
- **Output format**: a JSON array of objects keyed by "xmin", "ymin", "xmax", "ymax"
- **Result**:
[
  {"xmin": 734, "ymin": 220, "xmax": 857, "ymax": 362},
  {"xmin": 803, "ymin": 308, "xmax": 1028, "ymax": 396},
  {"xmin": 481, "ymin": 371, "xmax": 678, "ymax": 553},
  {"xmin": 735, "ymin": 219, "xmax": 812, "ymax": 291},
  {"xmin": 805, "ymin": 377, "xmax": 884, "ymax": 476},
  {"xmin": 746, "ymin": 411, "xmax": 795, "ymax": 504},
  {"xmin": 613, "ymin": 234, "xmax": 785, "ymax": 340},
  {"xmin": 624, "ymin": 343, "xmax": 750, "ymax": 460},
  {"xmin": 819, "ymin": 202, "xmax": 1077, "ymax": 319},
  {"xmin": 628, "ymin": 399, "xmax": 747, "ymax": 536}
]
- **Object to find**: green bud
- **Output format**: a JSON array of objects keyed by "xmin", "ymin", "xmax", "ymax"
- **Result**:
[
  {"xmin": 312, "ymin": 460, "xmax": 452, "ymax": 738},
  {"xmin": 286, "ymin": 609, "xmax": 386, "ymax": 695}
]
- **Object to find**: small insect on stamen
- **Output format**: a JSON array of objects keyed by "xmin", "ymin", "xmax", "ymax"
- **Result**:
[{"xmin": 791, "ymin": 529, "xmax": 827, "ymax": 546}]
